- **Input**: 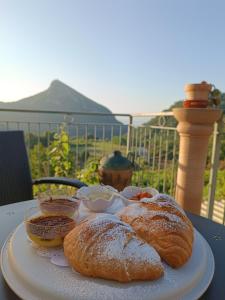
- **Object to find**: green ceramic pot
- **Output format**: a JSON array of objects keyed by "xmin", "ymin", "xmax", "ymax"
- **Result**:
[{"xmin": 98, "ymin": 151, "xmax": 134, "ymax": 191}]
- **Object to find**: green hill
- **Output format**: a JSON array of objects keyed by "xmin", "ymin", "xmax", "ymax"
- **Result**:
[
  {"xmin": 0, "ymin": 80, "xmax": 121, "ymax": 124},
  {"xmin": 0, "ymin": 80, "xmax": 123, "ymax": 136}
]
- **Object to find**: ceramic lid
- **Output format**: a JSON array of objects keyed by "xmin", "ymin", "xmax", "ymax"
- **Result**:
[{"xmin": 99, "ymin": 151, "xmax": 133, "ymax": 170}]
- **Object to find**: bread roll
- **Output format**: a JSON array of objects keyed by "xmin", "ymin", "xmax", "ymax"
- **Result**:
[
  {"xmin": 117, "ymin": 194, "xmax": 194, "ymax": 268},
  {"xmin": 64, "ymin": 214, "xmax": 164, "ymax": 282}
]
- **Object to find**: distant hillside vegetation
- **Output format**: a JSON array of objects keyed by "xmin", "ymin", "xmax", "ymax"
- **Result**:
[{"xmin": 146, "ymin": 98, "xmax": 225, "ymax": 127}]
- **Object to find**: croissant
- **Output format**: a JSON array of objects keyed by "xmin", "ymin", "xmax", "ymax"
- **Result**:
[
  {"xmin": 117, "ymin": 194, "xmax": 194, "ymax": 268},
  {"xmin": 64, "ymin": 214, "xmax": 164, "ymax": 282}
]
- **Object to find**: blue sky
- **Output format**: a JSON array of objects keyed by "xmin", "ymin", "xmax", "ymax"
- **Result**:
[{"xmin": 0, "ymin": 0, "xmax": 225, "ymax": 113}]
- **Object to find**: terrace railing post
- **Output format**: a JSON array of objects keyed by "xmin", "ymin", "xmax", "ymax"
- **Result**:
[
  {"xmin": 207, "ymin": 114, "xmax": 224, "ymax": 219},
  {"xmin": 173, "ymin": 108, "xmax": 222, "ymax": 214},
  {"xmin": 126, "ymin": 115, "xmax": 133, "ymax": 154}
]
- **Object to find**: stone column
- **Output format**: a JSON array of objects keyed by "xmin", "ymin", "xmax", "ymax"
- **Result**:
[{"xmin": 173, "ymin": 108, "xmax": 222, "ymax": 214}]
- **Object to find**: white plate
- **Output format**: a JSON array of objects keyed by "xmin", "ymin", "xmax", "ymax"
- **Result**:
[{"xmin": 1, "ymin": 223, "xmax": 214, "ymax": 300}]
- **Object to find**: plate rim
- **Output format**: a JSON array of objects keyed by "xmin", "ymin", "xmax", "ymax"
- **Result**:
[{"xmin": 1, "ymin": 225, "xmax": 215, "ymax": 300}]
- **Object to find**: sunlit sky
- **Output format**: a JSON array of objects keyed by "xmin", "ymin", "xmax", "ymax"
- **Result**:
[{"xmin": 1, "ymin": 0, "xmax": 225, "ymax": 113}]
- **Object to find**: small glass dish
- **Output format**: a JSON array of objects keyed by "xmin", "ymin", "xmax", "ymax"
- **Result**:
[
  {"xmin": 120, "ymin": 186, "xmax": 159, "ymax": 203},
  {"xmin": 38, "ymin": 192, "xmax": 80, "ymax": 218},
  {"xmin": 25, "ymin": 206, "xmax": 76, "ymax": 248},
  {"xmin": 76, "ymin": 185, "xmax": 118, "ymax": 212}
]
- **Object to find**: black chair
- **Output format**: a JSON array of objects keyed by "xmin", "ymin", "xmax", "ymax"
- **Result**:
[{"xmin": 0, "ymin": 131, "xmax": 87, "ymax": 205}]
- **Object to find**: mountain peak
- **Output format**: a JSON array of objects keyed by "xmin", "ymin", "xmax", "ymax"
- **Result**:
[
  {"xmin": 0, "ymin": 79, "xmax": 121, "ymax": 131},
  {"xmin": 49, "ymin": 79, "xmax": 67, "ymax": 89}
]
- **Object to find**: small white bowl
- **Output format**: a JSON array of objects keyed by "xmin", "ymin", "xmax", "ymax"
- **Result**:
[
  {"xmin": 120, "ymin": 186, "xmax": 159, "ymax": 203},
  {"xmin": 76, "ymin": 185, "xmax": 118, "ymax": 212}
]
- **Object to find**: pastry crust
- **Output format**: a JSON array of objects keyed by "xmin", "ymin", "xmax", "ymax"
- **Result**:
[
  {"xmin": 117, "ymin": 194, "xmax": 194, "ymax": 268},
  {"xmin": 64, "ymin": 214, "xmax": 164, "ymax": 282}
]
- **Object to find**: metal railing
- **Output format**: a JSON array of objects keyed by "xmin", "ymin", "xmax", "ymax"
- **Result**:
[
  {"xmin": 128, "ymin": 112, "xmax": 178, "ymax": 195},
  {"xmin": 0, "ymin": 108, "xmax": 224, "ymax": 223},
  {"xmin": 205, "ymin": 115, "xmax": 225, "ymax": 223}
]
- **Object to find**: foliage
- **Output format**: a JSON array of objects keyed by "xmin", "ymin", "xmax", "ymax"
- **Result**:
[
  {"xmin": 47, "ymin": 126, "xmax": 72, "ymax": 177},
  {"xmin": 28, "ymin": 125, "xmax": 225, "ymax": 202},
  {"xmin": 203, "ymin": 169, "xmax": 225, "ymax": 201},
  {"xmin": 112, "ymin": 135, "xmax": 127, "ymax": 146},
  {"xmin": 25, "ymin": 132, "xmax": 55, "ymax": 149},
  {"xmin": 30, "ymin": 144, "xmax": 48, "ymax": 178},
  {"xmin": 76, "ymin": 159, "xmax": 99, "ymax": 185}
]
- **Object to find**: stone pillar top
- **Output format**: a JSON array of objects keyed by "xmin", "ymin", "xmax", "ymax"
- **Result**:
[{"xmin": 173, "ymin": 108, "xmax": 222, "ymax": 124}]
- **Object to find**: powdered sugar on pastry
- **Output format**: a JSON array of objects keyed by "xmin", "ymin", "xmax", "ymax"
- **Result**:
[
  {"xmin": 79, "ymin": 214, "xmax": 161, "ymax": 265},
  {"xmin": 122, "ymin": 203, "xmax": 186, "ymax": 226},
  {"xmin": 121, "ymin": 203, "xmax": 187, "ymax": 229},
  {"xmin": 64, "ymin": 213, "xmax": 164, "ymax": 282},
  {"xmin": 141, "ymin": 193, "xmax": 186, "ymax": 216},
  {"xmin": 117, "ymin": 196, "xmax": 194, "ymax": 269}
]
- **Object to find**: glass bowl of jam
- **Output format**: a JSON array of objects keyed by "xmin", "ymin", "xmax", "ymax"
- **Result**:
[{"xmin": 120, "ymin": 186, "xmax": 159, "ymax": 203}]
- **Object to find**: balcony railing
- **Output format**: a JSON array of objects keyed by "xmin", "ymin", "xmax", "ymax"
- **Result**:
[{"xmin": 0, "ymin": 108, "xmax": 224, "ymax": 224}]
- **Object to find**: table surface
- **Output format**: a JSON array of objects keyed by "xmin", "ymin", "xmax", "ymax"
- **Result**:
[{"xmin": 0, "ymin": 200, "xmax": 225, "ymax": 300}]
